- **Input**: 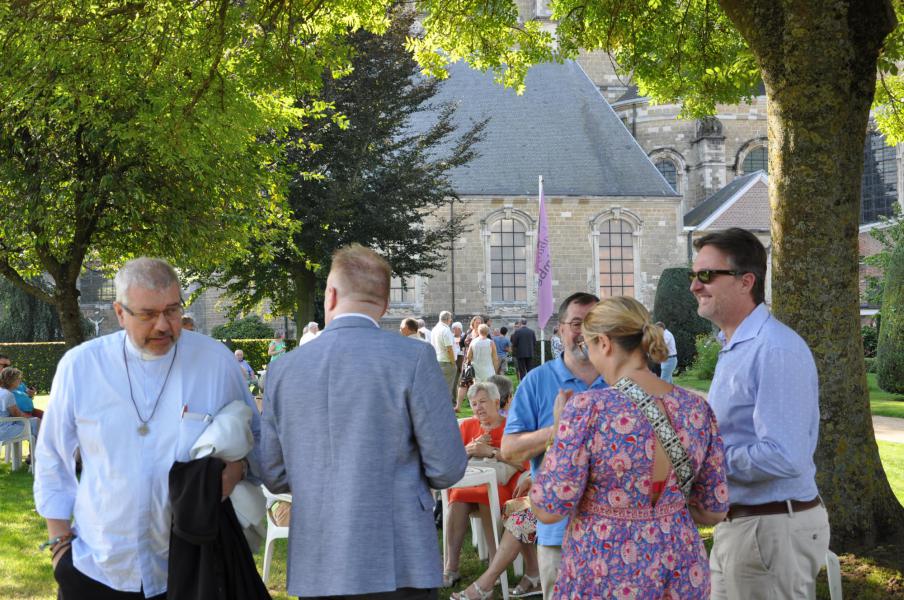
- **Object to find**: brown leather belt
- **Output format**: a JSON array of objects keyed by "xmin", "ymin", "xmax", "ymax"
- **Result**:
[{"xmin": 727, "ymin": 497, "xmax": 821, "ymax": 520}]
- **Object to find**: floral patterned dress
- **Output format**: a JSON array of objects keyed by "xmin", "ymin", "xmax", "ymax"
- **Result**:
[{"xmin": 531, "ymin": 385, "xmax": 728, "ymax": 599}]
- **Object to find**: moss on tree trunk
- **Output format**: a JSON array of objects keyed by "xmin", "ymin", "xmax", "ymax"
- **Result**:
[{"xmin": 719, "ymin": 0, "xmax": 903, "ymax": 549}]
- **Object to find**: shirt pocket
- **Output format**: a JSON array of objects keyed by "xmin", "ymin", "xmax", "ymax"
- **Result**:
[
  {"xmin": 175, "ymin": 412, "xmax": 211, "ymax": 462},
  {"xmin": 75, "ymin": 417, "xmax": 103, "ymax": 458}
]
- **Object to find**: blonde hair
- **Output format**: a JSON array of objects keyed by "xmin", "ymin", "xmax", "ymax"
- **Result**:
[
  {"xmin": 469, "ymin": 315, "xmax": 483, "ymax": 331},
  {"xmin": 330, "ymin": 244, "xmax": 391, "ymax": 305},
  {"xmin": 0, "ymin": 367, "xmax": 22, "ymax": 389},
  {"xmin": 477, "ymin": 323, "xmax": 490, "ymax": 337},
  {"xmin": 581, "ymin": 297, "xmax": 669, "ymax": 362}
]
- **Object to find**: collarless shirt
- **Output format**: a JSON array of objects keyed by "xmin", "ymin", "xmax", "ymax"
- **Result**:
[
  {"xmin": 34, "ymin": 330, "xmax": 257, "ymax": 597},
  {"xmin": 504, "ymin": 356, "xmax": 607, "ymax": 545},
  {"xmin": 708, "ymin": 303, "xmax": 820, "ymax": 505}
]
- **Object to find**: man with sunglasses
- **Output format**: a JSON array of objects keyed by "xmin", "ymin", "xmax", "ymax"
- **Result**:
[
  {"xmin": 501, "ymin": 292, "xmax": 606, "ymax": 600},
  {"xmin": 34, "ymin": 257, "xmax": 259, "ymax": 600},
  {"xmin": 690, "ymin": 228, "xmax": 829, "ymax": 600}
]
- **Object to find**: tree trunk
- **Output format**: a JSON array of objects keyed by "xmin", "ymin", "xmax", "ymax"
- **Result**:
[
  {"xmin": 720, "ymin": 0, "xmax": 902, "ymax": 550},
  {"xmin": 290, "ymin": 265, "xmax": 317, "ymax": 333},
  {"xmin": 54, "ymin": 279, "xmax": 86, "ymax": 349}
]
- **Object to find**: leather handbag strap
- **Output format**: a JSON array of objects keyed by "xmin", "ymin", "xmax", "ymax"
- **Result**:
[{"xmin": 613, "ymin": 377, "xmax": 694, "ymax": 501}]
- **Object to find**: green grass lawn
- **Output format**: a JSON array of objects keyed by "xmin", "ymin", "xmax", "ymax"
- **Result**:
[
  {"xmin": 3, "ymin": 439, "xmax": 904, "ymax": 599},
  {"xmin": 674, "ymin": 372, "xmax": 904, "ymax": 420}
]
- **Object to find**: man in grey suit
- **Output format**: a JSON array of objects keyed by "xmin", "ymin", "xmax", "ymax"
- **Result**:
[{"xmin": 260, "ymin": 244, "xmax": 468, "ymax": 600}]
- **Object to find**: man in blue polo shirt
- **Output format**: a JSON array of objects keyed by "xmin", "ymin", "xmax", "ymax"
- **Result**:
[{"xmin": 501, "ymin": 292, "xmax": 605, "ymax": 600}]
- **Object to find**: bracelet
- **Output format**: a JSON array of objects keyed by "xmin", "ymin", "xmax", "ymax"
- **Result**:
[
  {"xmin": 40, "ymin": 532, "xmax": 75, "ymax": 552},
  {"xmin": 51, "ymin": 542, "xmax": 71, "ymax": 561}
]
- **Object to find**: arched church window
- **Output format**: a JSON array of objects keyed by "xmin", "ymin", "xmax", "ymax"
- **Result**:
[
  {"xmin": 655, "ymin": 159, "xmax": 678, "ymax": 192},
  {"xmin": 861, "ymin": 131, "xmax": 898, "ymax": 224},
  {"xmin": 598, "ymin": 219, "xmax": 635, "ymax": 298},
  {"xmin": 742, "ymin": 146, "xmax": 768, "ymax": 174},
  {"xmin": 490, "ymin": 218, "xmax": 528, "ymax": 302}
]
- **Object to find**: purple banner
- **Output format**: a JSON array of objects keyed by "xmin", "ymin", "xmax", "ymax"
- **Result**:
[{"xmin": 536, "ymin": 176, "xmax": 553, "ymax": 329}]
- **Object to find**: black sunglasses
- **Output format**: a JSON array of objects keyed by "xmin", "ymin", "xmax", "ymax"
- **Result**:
[{"xmin": 687, "ymin": 269, "xmax": 743, "ymax": 284}]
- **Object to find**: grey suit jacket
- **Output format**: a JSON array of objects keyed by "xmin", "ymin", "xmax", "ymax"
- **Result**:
[{"xmin": 260, "ymin": 315, "xmax": 468, "ymax": 597}]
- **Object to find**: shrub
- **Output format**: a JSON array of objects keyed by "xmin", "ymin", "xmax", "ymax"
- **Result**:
[
  {"xmin": 877, "ymin": 241, "xmax": 904, "ymax": 392},
  {"xmin": 0, "ymin": 342, "xmax": 67, "ymax": 393},
  {"xmin": 652, "ymin": 267, "xmax": 714, "ymax": 369},
  {"xmin": 217, "ymin": 338, "xmax": 297, "ymax": 373},
  {"xmin": 211, "ymin": 316, "xmax": 275, "ymax": 340},
  {"xmin": 689, "ymin": 335, "xmax": 721, "ymax": 379},
  {"xmin": 862, "ymin": 325, "xmax": 879, "ymax": 358},
  {"xmin": 864, "ymin": 357, "xmax": 877, "ymax": 374}
]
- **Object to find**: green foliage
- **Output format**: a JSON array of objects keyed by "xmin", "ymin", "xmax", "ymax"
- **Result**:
[
  {"xmin": 0, "ymin": 342, "xmax": 67, "ymax": 394},
  {"xmin": 873, "ymin": 1, "xmax": 904, "ymax": 144},
  {"xmin": 863, "ymin": 213, "xmax": 903, "ymax": 307},
  {"xmin": 877, "ymin": 241, "xmax": 904, "ymax": 392},
  {"xmin": 689, "ymin": 335, "xmax": 721, "ymax": 380},
  {"xmin": 652, "ymin": 267, "xmax": 713, "ymax": 369},
  {"xmin": 0, "ymin": 279, "xmax": 92, "ymax": 342},
  {"xmin": 0, "ymin": 0, "xmax": 393, "ymax": 344},
  {"xmin": 862, "ymin": 325, "xmax": 880, "ymax": 358},
  {"xmin": 211, "ymin": 316, "xmax": 275, "ymax": 340},
  {"xmin": 217, "ymin": 338, "xmax": 297, "ymax": 374},
  {"xmin": 865, "ymin": 356, "xmax": 878, "ymax": 374},
  {"xmin": 203, "ymin": 10, "xmax": 486, "ymax": 324}
]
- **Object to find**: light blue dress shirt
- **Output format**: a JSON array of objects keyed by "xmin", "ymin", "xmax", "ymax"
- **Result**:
[
  {"xmin": 504, "ymin": 357, "xmax": 607, "ymax": 545},
  {"xmin": 708, "ymin": 303, "xmax": 821, "ymax": 505}
]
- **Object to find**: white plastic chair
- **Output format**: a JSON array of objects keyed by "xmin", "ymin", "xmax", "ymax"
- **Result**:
[
  {"xmin": 1, "ymin": 416, "xmax": 34, "ymax": 473},
  {"xmin": 442, "ymin": 465, "xmax": 511, "ymax": 600},
  {"xmin": 260, "ymin": 485, "xmax": 291, "ymax": 585},
  {"xmin": 825, "ymin": 550, "xmax": 843, "ymax": 600}
]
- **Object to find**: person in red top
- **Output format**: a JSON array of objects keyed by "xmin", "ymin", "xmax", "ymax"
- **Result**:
[{"xmin": 443, "ymin": 381, "xmax": 527, "ymax": 588}]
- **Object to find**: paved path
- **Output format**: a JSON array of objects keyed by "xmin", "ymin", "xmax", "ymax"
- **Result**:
[
  {"xmin": 687, "ymin": 388, "xmax": 904, "ymax": 444},
  {"xmin": 872, "ymin": 415, "xmax": 904, "ymax": 444}
]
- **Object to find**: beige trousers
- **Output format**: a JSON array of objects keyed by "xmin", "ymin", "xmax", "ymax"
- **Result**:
[
  {"xmin": 439, "ymin": 361, "xmax": 457, "ymax": 399},
  {"xmin": 537, "ymin": 544, "xmax": 562, "ymax": 600},
  {"xmin": 710, "ymin": 504, "xmax": 830, "ymax": 600}
]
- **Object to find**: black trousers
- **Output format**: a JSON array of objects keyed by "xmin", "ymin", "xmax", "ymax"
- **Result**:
[
  {"xmin": 301, "ymin": 589, "xmax": 437, "ymax": 600},
  {"xmin": 516, "ymin": 356, "xmax": 534, "ymax": 380},
  {"xmin": 55, "ymin": 549, "xmax": 166, "ymax": 600}
]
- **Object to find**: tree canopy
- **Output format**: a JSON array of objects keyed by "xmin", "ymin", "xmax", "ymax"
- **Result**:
[
  {"xmin": 202, "ymin": 10, "xmax": 486, "ymax": 326},
  {"xmin": 0, "ymin": 0, "xmax": 389, "ymax": 345}
]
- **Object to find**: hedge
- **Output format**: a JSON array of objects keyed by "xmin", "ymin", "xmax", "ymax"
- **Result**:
[
  {"xmin": 0, "ymin": 338, "xmax": 298, "ymax": 394},
  {"xmin": 652, "ymin": 267, "xmax": 714, "ymax": 369},
  {"xmin": 877, "ymin": 241, "xmax": 904, "ymax": 393},
  {"xmin": 0, "ymin": 342, "xmax": 67, "ymax": 394}
]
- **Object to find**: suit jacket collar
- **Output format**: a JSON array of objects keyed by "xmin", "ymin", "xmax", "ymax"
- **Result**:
[{"xmin": 325, "ymin": 313, "xmax": 380, "ymax": 331}]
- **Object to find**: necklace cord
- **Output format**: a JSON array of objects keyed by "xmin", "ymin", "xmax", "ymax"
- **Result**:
[{"xmin": 122, "ymin": 336, "xmax": 179, "ymax": 427}]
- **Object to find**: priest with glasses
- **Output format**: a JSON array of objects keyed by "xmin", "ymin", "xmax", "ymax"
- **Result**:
[{"xmin": 34, "ymin": 257, "xmax": 260, "ymax": 600}]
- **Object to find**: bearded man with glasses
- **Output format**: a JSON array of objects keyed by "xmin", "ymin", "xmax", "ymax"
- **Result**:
[
  {"xmin": 691, "ymin": 228, "xmax": 830, "ymax": 600},
  {"xmin": 34, "ymin": 257, "xmax": 260, "ymax": 600}
]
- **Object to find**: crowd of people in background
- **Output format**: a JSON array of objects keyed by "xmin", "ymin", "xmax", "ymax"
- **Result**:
[{"xmin": 20, "ymin": 227, "xmax": 830, "ymax": 600}]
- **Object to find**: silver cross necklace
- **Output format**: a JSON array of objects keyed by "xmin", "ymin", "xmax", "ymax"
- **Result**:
[{"xmin": 122, "ymin": 336, "xmax": 178, "ymax": 436}]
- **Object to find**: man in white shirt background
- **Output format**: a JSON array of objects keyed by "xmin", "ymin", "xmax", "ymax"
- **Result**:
[
  {"xmin": 34, "ymin": 257, "xmax": 257, "ymax": 600},
  {"xmin": 431, "ymin": 311, "xmax": 457, "ymax": 399},
  {"xmin": 656, "ymin": 321, "xmax": 678, "ymax": 383}
]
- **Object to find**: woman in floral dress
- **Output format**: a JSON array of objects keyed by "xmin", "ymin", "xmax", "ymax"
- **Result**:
[{"xmin": 531, "ymin": 296, "xmax": 728, "ymax": 599}]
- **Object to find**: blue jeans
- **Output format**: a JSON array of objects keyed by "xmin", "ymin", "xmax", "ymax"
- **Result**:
[{"xmin": 660, "ymin": 356, "xmax": 678, "ymax": 383}]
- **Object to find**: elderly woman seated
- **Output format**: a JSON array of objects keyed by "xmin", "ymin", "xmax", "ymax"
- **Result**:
[{"xmin": 443, "ymin": 381, "xmax": 528, "ymax": 589}]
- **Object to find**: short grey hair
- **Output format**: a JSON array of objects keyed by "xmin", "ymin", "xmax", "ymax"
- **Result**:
[
  {"xmin": 307, "ymin": 321, "xmax": 319, "ymax": 331},
  {"xmin": 467, "ymin": 381, "xmax": 500, "ymax": 403},
  {"xmin": 439, "ymin": 310, "xmax": 452, "ymax": 323},
  {"xmin": 114, "ymin": 257, "xmax": 181, "ymax": 305}
]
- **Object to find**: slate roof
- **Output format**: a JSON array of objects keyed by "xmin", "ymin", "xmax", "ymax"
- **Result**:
[
  {"xmin": 407, "ymin": 60, "xmax": 678, "ymax": 197},
  {"xmin": 684, "ymin": 171, "xmax": 766, "ymax": 228}
]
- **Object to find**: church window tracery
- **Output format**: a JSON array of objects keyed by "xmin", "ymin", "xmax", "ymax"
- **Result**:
[
  {"xmin": 741, "ymin": 146, "xmax": 768, "ymax": 174},
  {"xmin": 861, "ymin": 131, "xmax": 898, "ymax": 224},
  {"xmin": 489, "ymin": 218, "xmax": 528, "ymax": 302},
  {"xmin": 655, "ymin": 159, "xmax": 678, "ymax": 192}
]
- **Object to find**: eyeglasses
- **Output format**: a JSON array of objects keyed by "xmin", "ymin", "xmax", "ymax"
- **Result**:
[
  {"xmin": 687, "ymin": 269, "xmax": 743, "ymax": 284},
  {"xmin": 120, "ymin": 303, "xmax": 184, "ymax": 323},
  {"xmin": 559, "ymin": 319, "xmax": 584, "ymax": 331}
]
